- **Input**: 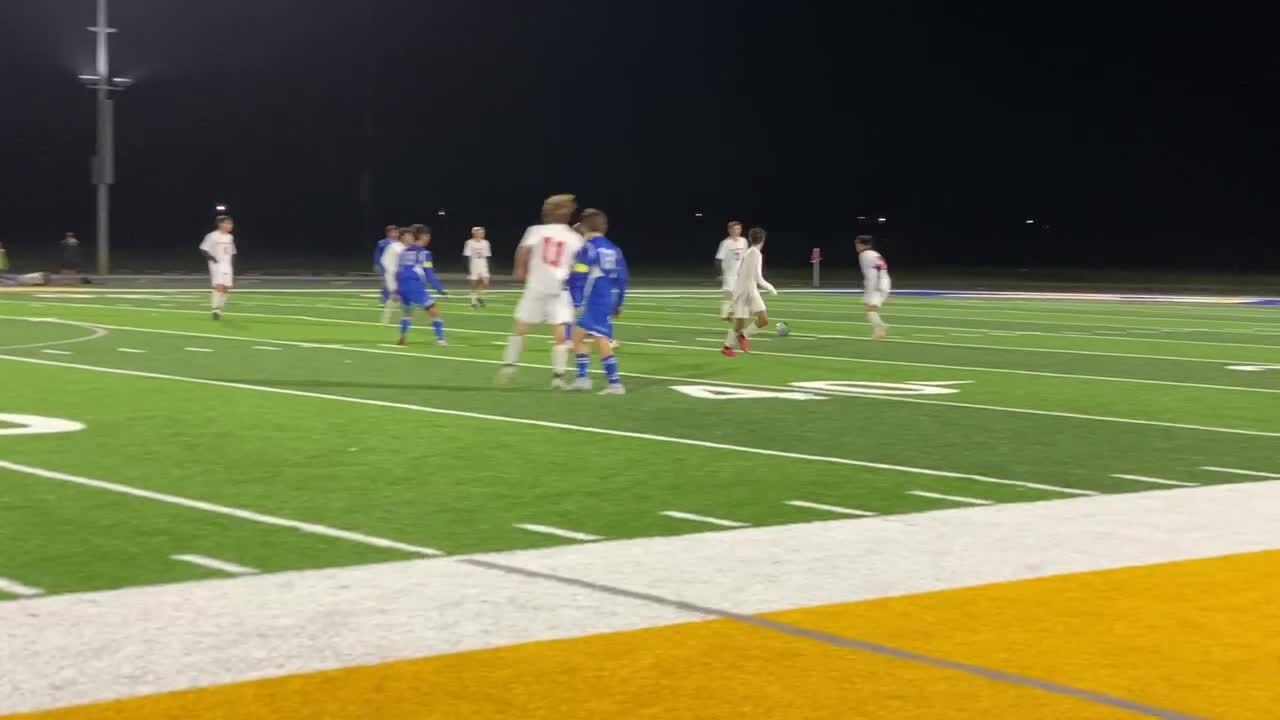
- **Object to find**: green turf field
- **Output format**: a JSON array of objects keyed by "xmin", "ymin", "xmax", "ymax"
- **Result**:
[{"xmin": 1, "ymin": 287, "xmax": 1277, "ymax": 597}]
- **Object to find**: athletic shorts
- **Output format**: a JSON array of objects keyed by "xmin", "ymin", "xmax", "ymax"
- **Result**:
[
  {"xmin": 397, "ymin": 279, "xmax": 436, "ymax": 310},
  {"xmin": 515, "ymin": 291, "xmax": 573, "ymax": 326},
  {"xmin": 209, "ymin": 264, "xmax": 234, "ymax": 288},
  {"xmin": 383, "ymin": 270, "xmax": 398, "ymax": 292},
  {"xmin": 732, "ymin": 290, "xmax": 766, "ymax": 319},
  {"xmin": 864, "ymin": 288, "xmax": 891, "ymax": 307},
  {"xmin": 468, "ymin": 260, "xmax": 491, "ymax": 281},
  {"xmin": 576, "ymin": 304, "xmax": 615, "ymax": 340}
]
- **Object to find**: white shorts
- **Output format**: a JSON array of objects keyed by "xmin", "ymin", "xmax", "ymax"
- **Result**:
[
  {"xmin": 209, "ymin": 264, "xmax": 233, "ymax": 288},
  {"xmin": 515, "ymin": 291, "xmax": 574, "ymax": 326},
  {"xmin": 383, "ymin": 270, "xmax": 398, "ymax": 292},
  {"xmin": 732, "ymin": 290, "xmax": 766, "ymax": 319},
  {"xmin": 864, "ymin": 288, "xmax": 891, "ymax": 307},
  {"xmin": 468, "ymin": 260, "xmax": 491, "ymax": 281}
]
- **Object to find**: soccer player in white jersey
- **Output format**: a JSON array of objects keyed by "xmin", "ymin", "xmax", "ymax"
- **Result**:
[
  {"xmin": 498, "ymin": 194, "xmax": 585, "ymax": 387},
  {"xmin": 856, "ymin": 234, "xmax": 891, "ymax": 339},
  {"xmin": 199, "ymin": 215, "xmax": 237, "ymax": 320},
  {"xmin": 714, "ymin": 221, "xmax": 748, "ymax": 320},
  {"xmin": 462, "ymin": 226, "xmax": 493, "ymax": 308},
  {"xmin": 379, "ymin": 227, "xmax": 410, "ymax": 324},
  {"xmin": 722, "ymin": 227, "xmax": 777, "ymax": 356}
]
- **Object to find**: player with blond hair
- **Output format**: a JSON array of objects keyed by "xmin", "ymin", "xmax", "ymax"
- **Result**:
[
  {"xmin": 462, "ymin": 226, "xmax": 493, "ymax": 307},
  {"xmin": 714, "ymin": 221, "xmax": 748, "ymax": 320},
  {"xmin": 722, "ymin": 226, "xmax": 777, "ymax": 356}
]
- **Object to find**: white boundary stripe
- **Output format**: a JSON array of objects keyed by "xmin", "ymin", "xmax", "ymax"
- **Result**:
[
  {"xmin": 907, "ymin": 491, "xmax": 995, "ymax": 506},
  {"xmin": 0, "ymin": 354, "xmax": 1099, "ymax": 497},
  {"xmin": 514, "ymin": 524, "xmax": 605, "ymax": 542},
  {"xmin": 1111, "ymin": 474, "xmax": 1199, "ymax": 487},
  {"xmin": 116, "ymin": 348, "xmax": 146, "ymax": 353},
  {"xmin": 183, "ymin": 347, "xmax": 214, "ymax": 353},
  {"xmin": 660, "ymin": 511, "xmax": 750, "ymax": 527},
  {"xmin": 251, "ymin": 346, "xmax": 282, "ymax": 351},
  {"xmin": 784, "ymin": 500, "xmax": 877, "ymax": 516},
  {"xmin": 1200, "ymin": 466, "xmax": 1280, "ymax": 479},
  {"xmin": 171, "ymin": 554, "xmax": 260, "ymax": 576},
  {"xmin": 11, "ymin": 301, "xmax": 1280, "ymax": 396},
  {"xmin": 0, "ymin": 458, "xmax": 444, "ymax": 556},
  {"xmin": 39, "ymin": 349, "xmax": 71, "ymax": 355},
  {"xmin": 0, "ymin": 577, "xmax": 45, "ymax": 597},
  {"xmin": 645, "ymin": 338, "xmax": 677, "ymax": 343}
]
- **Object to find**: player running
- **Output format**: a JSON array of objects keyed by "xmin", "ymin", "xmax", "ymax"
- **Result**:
[
  {"xmin": 567, "ymin": 209, "xmax": 629, "ymax": 395},
  {"xmin": 199, "ymin": 215, "xmax": 237, "ymax": 320},
  {"xmin": 394, "ymin": 224, "xmax": 448, "ymax": 346},
  {"xmin": 722, "ymin": 227, "xmax": 777, "ymax": 356},
  {"xmin": 497, "ymin": 194, "xmax": 584, "ymax": 388},
  {"xmin": 856, "ymin": 234, "xmax": 891, "ymax": 339},
  {"xmin": 374, "ymin": 224, "xmax": 400, "ymax": 310},
  {"xmin": 379, "ymin": 227, "xmax": 409, "ymax": 324},
  {"xmin": 715, "ymin": 221, "xmax": 748, "ymax": 320},
  {"xmin": 462, "ymin": 226, "xmax": 493, "ymax": 308}
]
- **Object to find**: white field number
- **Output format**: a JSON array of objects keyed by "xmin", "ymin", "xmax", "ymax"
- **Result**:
[
  {"xmin": 670, "ymin": 381, "xmax": 966, "ymax": 401},
  {"xmin": 0, "ymin": 414, "xmax": 86, "ymax": 436}
]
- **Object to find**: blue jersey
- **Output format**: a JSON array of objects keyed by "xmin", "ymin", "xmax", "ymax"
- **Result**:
[
  {"xmin": 570, "ymin": 235, "xmax": 628, "ymax": 338},
  {"xmin": 396, "ymin": 247, "xmax": 444, "ymax": 291},
  {"xmin": 374, "ymin": 237, "xmax": 394, "ymax": 272}
]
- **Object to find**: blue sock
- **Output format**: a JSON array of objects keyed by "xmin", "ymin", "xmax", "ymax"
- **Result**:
[
  {"xmin": 575, "ymin": 353, "xmax": 590, "ymax": 379},
  {"xmin": 432, "ymin": 319, "xmax": 445, "ymax": 341},
  {"xmin": 399, "ymin": 318, "xmax": 411, "ymax": 337},
  {"xmin": 602, "ymin": 354, "xmax": 620, "ymax": 384}
]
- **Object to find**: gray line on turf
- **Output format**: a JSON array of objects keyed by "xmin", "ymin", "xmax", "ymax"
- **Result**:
[{"xmin": 461, "ymin": 558, "xmax": 1203, "ymax": 720}]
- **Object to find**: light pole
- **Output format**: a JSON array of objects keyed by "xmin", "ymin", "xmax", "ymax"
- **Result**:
[{"xmin": 79, "ymin": 0, "xmax": 131, "ymax": 277}]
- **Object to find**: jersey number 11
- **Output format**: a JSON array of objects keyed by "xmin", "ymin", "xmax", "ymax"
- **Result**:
[{"xmin": 542, "ymin": 237, "xmax": 566, "ymax": 266}]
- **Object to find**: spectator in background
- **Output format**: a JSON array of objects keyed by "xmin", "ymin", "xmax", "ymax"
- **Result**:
[{"xmin": 61, "ymin": 232, "xmax": 82, "ymax": 279}]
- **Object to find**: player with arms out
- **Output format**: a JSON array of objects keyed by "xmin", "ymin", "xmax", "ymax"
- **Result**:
[
  {"xmin": 856, "ymin": 234, "xmax": 891, "ymax": 339},
  {"xmin": 199, "ymin": 215, "xmax": 237, "ymax": 320},
  {"xmin": 462, "ymin": 226, "xmax": 493, "ymax": 308},
  {"xmin": 722, "ymin": 227, "xmax": 777, "ymax": 356},
  {"xmin": 567, "ymin": 208, "xmax": 629, "ymax": 395},
  {"xmin": 394, "ymin": 224, "xmax": 448, "ymax": 346},
  {"xmin": 498, "ymin": 194, "xmax": 584, "ymax": 388},
  {"xmin": 715, "ymin": 221, "xmax": 748, "ymax": 320}
]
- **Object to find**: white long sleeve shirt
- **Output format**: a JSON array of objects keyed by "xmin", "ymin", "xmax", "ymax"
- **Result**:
[{"xmin": 733, "ymin": 245, "xmax": 775, "ymax": 297}]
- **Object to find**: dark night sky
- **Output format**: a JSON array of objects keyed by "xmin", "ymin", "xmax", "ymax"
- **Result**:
[{"xmin": 2, "ymin": 1, "xmax": 1277, "ymax": 272}]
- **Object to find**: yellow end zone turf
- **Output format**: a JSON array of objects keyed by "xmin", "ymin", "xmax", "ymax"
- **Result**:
[{"xmin": 14, "ymin": 550, "xmax": 1280, "ymax": 719}]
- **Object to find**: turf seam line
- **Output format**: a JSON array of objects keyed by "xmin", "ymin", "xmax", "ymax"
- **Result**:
[
  {"xmin": 0, "ymin": 458, "xmax": 445, "ymax": 557},
  {"xmin": 460, "ymin": 558, "xmax": 1206, "ymax": 720}
]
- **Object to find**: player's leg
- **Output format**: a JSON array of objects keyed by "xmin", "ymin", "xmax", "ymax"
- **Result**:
[
  {"xmin": 499, "ymin": 294, "xmax": 536, "ymax": 382},
  {"xmin": 571, "ymin": 325, "xmax": 592, "ymax": 391},
  {"xmin": 381, "ymin": 273, "xmax": 397, "ymax": 324},
  {"xmin": 397, "ymin": 283, "xmax": 425, "ymax": 345},
  {"xmin": 477, "ymin": 273, "xmax": 489, "ymax": 306},
  {"xmin": 720, "ymin": 289, "xmax": 734, "ymax": 322},
  {"xmin": 866, "ymin": 291, "xmax": 888, "ymax": 339},
  {"xmin": 595, "ymin": 333, "xmax": 623, "ymax": 395},
  {"xmin": 426, "ymin": 302, "xmax": 447, "ymax": 346},
  {"xmin": 547, "ymin": 293, "xmax": 576, "ymax": 389},
  {"xmin": 468, "ymin": 276, "xmax": 480, "ymax": 307}
]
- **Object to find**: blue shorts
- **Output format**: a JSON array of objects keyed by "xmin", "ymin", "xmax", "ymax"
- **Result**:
[
  {"xmin": 576, "ymin": 306, "xmax": 614, "ymax": 340},
  {"xmin": 397, "ymin": 281, "xmax": 435, "ymax": 310}
]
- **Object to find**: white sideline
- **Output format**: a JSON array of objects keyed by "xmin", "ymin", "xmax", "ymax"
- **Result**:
[
  {"xmin": 171, "ymin": 554, "xmax": 259, "ymax": 576},
  {"xmin": 514, "ymin": 524, "xmax": 605, "ymax": 542},
  {"xmin": 907, "ymin": 491, "xmax": 995, "ymax": 506},
  {"xmin": 1111, "ymin": 474, "xmax": 1198, "ymax": 487},
  {"xmin": 784, "ymin": 500, "xmax": 877, "ymax": 516},
  {"xmin": 0, "ymin": 354, "xmax": 1100, "ymax": 497},
  {"xmin": 0, "ymin": 577, "xmax": 44, "ymax": 597},
  {"xmin": 660, "ymin": 511, "xmax": 750, "ymax": 528},
  {"xmin": 1201, "ymin": 466, "xmax": 1280, "ymax": 479},
  {"xmin": 0, "ymin": 459, "xmax": 444, "ymax": 557}
]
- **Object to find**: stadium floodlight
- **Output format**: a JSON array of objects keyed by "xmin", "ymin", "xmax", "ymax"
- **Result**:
[
  {"xmin": 694, "ymin": 212, "xmax": 704, "ymax": 218},
  {"xmin": 1025, "ymin": 219, "xmax": 1036, "ymax": 224},
  {"xmin": 214, "ymin": 204, "xmax": 229, "ymax": 214},
  {"xmin": 877, "ymin": 217, "xmax": 887, "ymax": 224},
  {"xmin": 437, "ymin": 209, "xmax": 448, "ymax": 216},
  {"xmin": 82, "ymin": 0, "xmax": 131, "ymax": 277}
]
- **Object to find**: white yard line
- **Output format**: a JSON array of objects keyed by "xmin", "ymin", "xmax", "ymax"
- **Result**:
[
  {"xmin": 907, "ymin": 491, "xmax": 994, "ymax": 506},
  {"xmin": 0, "ymin": 354, "xmax": 1096, "ymax": 497},
  {"xmin": 645, "ymin": 338, "xmax": 677, "ymax": 344},
  {"xmin": 514, "ymin": 524, "xmax": 605, "ymax": 542},
  {"xmin": 0, "ymin": 577, "xmax": 45, "ymax": 597},
  {"xmin": 1201, "ymin": 466, "xmax": 1280, "ymax": 479},
  {"xmin": 251, "ymin": 346, "xmax": 283, "ymax": 351},
  {"xmin": 0, "ymin": 458, "xmax": 444, "ymax": 556},
  {"xmin": 171, "ymin": 554, "xmax": 259, "ymax": 576},
  {"xmin": 659, "ymin": 511, "xmax": 750, "ymax": 528},
  {"xmin": 183, "ymin": 347, "xmax": 215, "ymax": 353},
  {"xmin": 39, "ymin": 349, "xmax": 72, "ymax": 355},
  {"xmin": 784, "ymin": 500, "xmax": 877, "ymax": 516},
  {"xmin": 116, "ymin": 348, "xmax": 146, "ymax": 353},
  {"xmin": 1110, "ymin": 474, "xmax": 1199, "ymax": 487}
]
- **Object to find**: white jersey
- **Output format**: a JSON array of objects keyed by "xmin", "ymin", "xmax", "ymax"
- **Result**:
[
  {"xmin": 733, "ymin": 245, "xmax": 776, "ymax": 298},
  {"xmin": 381, "ymin": 240, "xmax": 406, "ymax": 275},
  {"xmin": 519, "ymin": 224, "xmax": 584, "ymax": 295},
  {"xmin": 200, "ymin": 231, "xmax": 236, "ymax": 270},
  {"xmin": 715, "ymin": 236, "xmax": 748, "ymax": 290},
  {"xmin": 462, "ymin": 239, "xmax": 492, "ymax": 262},
  {"xmin": 859, "ymin": 249, "xmax": 891, "ymax": 293}
]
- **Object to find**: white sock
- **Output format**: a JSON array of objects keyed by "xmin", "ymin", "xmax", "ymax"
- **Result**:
[
  {"xmin": 211, "ymin": 290, "xmax": 219, "ymax": 309},
  {"xmin": 551, "ymin": 342, "xmax": 569, "ymax": 376},
  {"xmin": 720, "ymin": 300, "xmax": 731, "ymax": 319},
  {"xmin": 503, "ymin": 335, "xmax": 524, "ymax": 365},
  {"xmin": 743, "ymin": 324, "xmax": 760, "ymax": 338},
  {"xmin": 723, "ymin": 329, "xmax": 738, "ymax": 348},
  {"xmin": 868, "ymin": 311, "xmax": 885, "ymax": 329},
  {"xmin": 380, "ymin": 303, "xmax": 395, "ymax": 324},
  {"xmin": 470, "ymin": 291, "xmax": 477, "ymax": 303}
]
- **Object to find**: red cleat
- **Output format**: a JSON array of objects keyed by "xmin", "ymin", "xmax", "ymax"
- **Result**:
[
  {"xmin": 736, "ymin": 334, "xmax": 751, "ymax": 353},
  {"xmin": 396, "ymin": 336, "xmax": 407, "ymax": 346},
  {"xmin": 721, "ymin": 346, "xmax": 737, "ymax": 357}
]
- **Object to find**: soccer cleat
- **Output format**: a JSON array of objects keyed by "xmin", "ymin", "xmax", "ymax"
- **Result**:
[
  {"xmin": 436, "ymin": 339, "xmax": 449, "ymax": 347},
  {"xmin": 550, "ymin": 375, "xmax": 569, "ymax": 390},
  {"xmin": 872, "ymin": 326, "xmax": 889, "ymax": 340},
  {"xmin": 396, "ymin": 336, "xmax": 407, "ymax": 346},
  {"xmin": 496, "ymin": 365, "xmax": 517, "ymax": 385},
  {"xmin": 721, "ymin": 346, "xmax": 737, "ymax": 358},
  {"xmin": 212, "ymin": 310, "xmax": 221, "ymax": 321},
  {"xmin": 736, "ymin": 334, "xmax": 751, "ymax": 353},
  {"xmin": 570, "ymin": 377, "xmax": 593, "ymax": 392},
  {"xmin": 598, "ymin": 383, "xmax": 626, "ymax": 396},
  {"xmin": 477, "ymin": 297, "xmax": 487, "ymax": 307}
]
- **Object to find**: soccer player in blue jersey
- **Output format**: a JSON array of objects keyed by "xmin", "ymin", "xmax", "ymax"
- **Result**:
[
  {"xmin": 395, "ymin": 224, "xmax": 448, "ymax": 346},
  {"xmin": 568, "ymin": 209, "xmax": 629, "ymax": 395},
  {"xmin": 375, "ymin": 224, "xmax": 400, "ymax": 308}
]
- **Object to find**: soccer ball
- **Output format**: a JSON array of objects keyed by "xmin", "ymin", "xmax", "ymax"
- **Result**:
[{"xmin": 776, "ymin": 322, "xmax": 791, "ymax": 337}]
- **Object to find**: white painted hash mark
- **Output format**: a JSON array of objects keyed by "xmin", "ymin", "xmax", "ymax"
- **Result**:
[
  {"xmin": 171, "ymin": 554, "xmax": 259, "ymax": 576},
  {"xmin": 0, "ymin": 577, "xmax": 45, "ymax": 597},
  {"xmin": 184, "ymin": 347, "xmax": 215, "ymax": 352},
  {"xmin": 251, "ymin": 346, "xmax": 282, "ymax": 351},
  {"xmin": 116, "ymin": 348, "xmax": 146, "ymax": 353},
  {"xmin": 659, "ymin": 511, "xmax": 750, "ymax": 528},
  {"xmin": 40, "ymin": 349, "xmax": 72, "ymax": 355},
  {"xmin": 513, "ymin": 524, "xmax": 604, "ymax": 542},
  {"xmin": 1201, "ymin": 466, "xmax": 1280, "ymax": 479},
  {"xmin": 1111, "ymin": 474, "xmax": 1199, "ymax": 487},
  {"xmin": 646, "ymin": 338, "xmax": 677, "ymax": 343},
  {"xmin": 0, "ymin": 459, "xmax": 444, "ymax": 556},
  {"xmin": 784, "ymin": 500, "xmax": 877, "ymax": 516},
  {"xmin": 907, "ymin": 491, "xmax": 995, "ymax": 506}
]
